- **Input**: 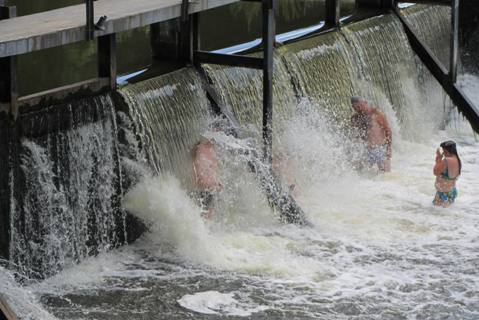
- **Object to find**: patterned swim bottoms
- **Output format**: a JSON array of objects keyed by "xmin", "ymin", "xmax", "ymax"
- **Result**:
[{"xmin": 435, "ymin": 187, "xmax": 458, "ymax": 204}]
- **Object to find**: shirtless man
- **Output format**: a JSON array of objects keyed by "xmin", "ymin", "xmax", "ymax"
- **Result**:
[
  {"xmin": 351, "ymin": 96, "xmax": 392, "ymax": 172},
  {"xmin": 192, "ymin": 137, "xmax": 223, "ymax": 219}
]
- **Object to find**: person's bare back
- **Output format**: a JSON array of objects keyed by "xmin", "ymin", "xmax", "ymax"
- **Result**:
[
  {"xmin": 367, "ymin": 110, "xmax": 390, "ymax": 148},
  {"xmin": 193, "ymin": 139, "xmax": 221, "ymax": 191}
]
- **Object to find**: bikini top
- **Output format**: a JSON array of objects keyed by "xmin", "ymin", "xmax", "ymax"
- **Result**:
[{"xmin": 441, "ymin": 159, "xmax": 459, "ymax": 181}]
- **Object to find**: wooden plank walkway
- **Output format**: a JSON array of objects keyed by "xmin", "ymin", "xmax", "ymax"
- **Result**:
[{"xmin": 0, "ymin": 0, "xmax": 239, "ymax": 58}]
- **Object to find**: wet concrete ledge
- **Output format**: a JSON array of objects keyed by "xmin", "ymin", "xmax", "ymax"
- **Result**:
[{"xmin": 0, "ymin": 0, "xmax": 240, "ymax": 58}]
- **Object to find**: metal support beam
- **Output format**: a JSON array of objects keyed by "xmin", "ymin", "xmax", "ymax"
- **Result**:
[
  {"xmin": 325, "ymin": 0, "xmax": 340, "ymax": 28},
  {"xmin": 190, "ymin": 13, "xmax": 200, "ymax": 64},
  {"xmin": 357, "ymin": 0, "xmax": 394, "ymax": 8},
  {"xmin": 0, "ymin": 5, "xmax": 17, "ymax": 120},
  {"xmin": 180, "ymin": 0, "xmax": 190, "ymax": 61},
  {"xmin": 194, "ymin": 51, "xmax": 264, "ymax": 69},
  {"xmin": 181, "ymin": 0, "xmax": 189, "ymax": 23},
  {"xmin": 396, "ymin": 0, "xmax": 451, "ymax": 5},
  {"xmin": 395, "ymin": 7, "xmax": 479, "ymax": 134},
  {"xmin": 262, "ymin": 0, "xmax": 276, "ymax": 165},
  {"xmin": 0, "ymin": 3, "xmax": 15, "ymax": 264},
  {"xmin": 86, "ymin": 0, "xmax": 94, "ymax": 40},
  {"xmin": 0, "ymin": 57, "xmax": 17, "ymax": 119},
  {"xmin": 98, "ymin": 34, "xmax": 117, "ymax": 90},
  {"xmin": 450, "ymin": 0, "xmax": 459, "ymax": 82}
]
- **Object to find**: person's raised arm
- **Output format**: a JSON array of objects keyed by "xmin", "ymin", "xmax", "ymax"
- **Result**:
[{"xmin": 433, "ymin": 148, "xmax": 446, "ymax": 176}]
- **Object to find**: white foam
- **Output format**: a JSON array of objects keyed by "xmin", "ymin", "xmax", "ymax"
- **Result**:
[
  {"xmin": 177, "ymin": 290, "xmax": 268, "ymax": 316},
  {"xmin": 122, "ymin": 174, "xmax": 222, "ymax": 265},
  {"xmin": 0, "ymin": 268, "xmax": 57, "ymax": 320}
]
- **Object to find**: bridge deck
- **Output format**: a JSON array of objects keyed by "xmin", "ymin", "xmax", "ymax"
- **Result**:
[{"xmin": 0, "ymin": 0, "xmax": 239, "ymax": 58}]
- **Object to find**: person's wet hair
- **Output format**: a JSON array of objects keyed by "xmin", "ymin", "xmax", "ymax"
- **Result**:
[
  {"xmin": 208, "ymin": 117, "xmax": 238, "ymax": 138},
  {"xmin": 440, "ymin": 140, "xmax": 462, "ymax": 175},
  {"xmin": 351, "ymin": 96, "xmax": 365, "ymax": 105}
]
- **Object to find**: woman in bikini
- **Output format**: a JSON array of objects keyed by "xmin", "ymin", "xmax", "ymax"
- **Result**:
[{"xmin": 433, "ymin": 140, "xmax": 462, "ymax": 207}]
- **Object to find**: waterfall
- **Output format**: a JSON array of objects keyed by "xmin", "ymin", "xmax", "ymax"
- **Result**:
[
  {"xmin": 4, "ymin": 4, "xmax": 475, "ymax": 318},
  {"xmin": 401, "ymin": 5, "xmax": 451, "ymax": 68},
  {"xmin": 118, "ymin": 68, "xmax": 212, "ymax": 187},
  {"xmin": 9, "ymin": 95, "xmax": 124, "ymax": 278},
  {"xmin": 203, "ymin": 8, "xmax": 451, "ymax": 146},
  {"xmin": 201, "ymin": 51, "xmax": 298, "ymax": 146},
  {"xmin": 280, "ymin": 31, "xmax": 356, "ymax": 122},
  {"xmin": 0, "ymin": 5, "xmax": 457, "ymax": 282}
]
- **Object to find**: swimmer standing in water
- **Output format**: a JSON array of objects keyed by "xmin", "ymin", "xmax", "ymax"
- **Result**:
[
  {"xmin": 433, "ymin": 140, "xmax": 461, "ymax": 207},
  {"xmin": 351, "ymin": 96, "xmax": 392, "ymax": 172},
  {"xmin": 192, "ymin": 122, "xmax": 225, "ymax": 219}
]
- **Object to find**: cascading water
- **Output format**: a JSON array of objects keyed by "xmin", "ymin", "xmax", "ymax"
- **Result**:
[
  {"xmin": 402, "ymin": 5, "xmax": 451, "ymax": 68},
  {"xmin": 118, "ymin": 68, "xmax": 212, "ymax": 186},
  {"xmin": 9, "ymin": 95, "xmax": 125, "ymax": 278},
  {"xmin": 283, "ymin": 13, "xmax": 448, "ymax": 142},
  {"xmin": 1, "ymin": 5, "xmax": 478, "ymax": 320},
  {"xmin": 202, "ymin": 52, "xmax": 298, "ymax": 147}
]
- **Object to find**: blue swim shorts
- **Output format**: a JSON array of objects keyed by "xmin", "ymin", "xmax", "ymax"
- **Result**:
[{"xmin": 367, "ymin": 145, "xmax": 387, "ymax": 165}]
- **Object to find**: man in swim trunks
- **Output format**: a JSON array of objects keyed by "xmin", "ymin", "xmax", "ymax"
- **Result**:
[
  {"xmin": 351, "ymin": 96, "xmax": 392, "ymax": 172},
  {"xmin": 192, "ymin": 133, "xmax": 223, "ymax": 219}
]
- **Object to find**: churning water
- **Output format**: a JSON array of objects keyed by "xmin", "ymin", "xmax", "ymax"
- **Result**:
[
  {"xmin": 1, "ymin": 74, "xmax": 477, "ymax": 319},
  {"xmin": 1, "ymin": 6, "xmax": 479, "ymax": 320}
]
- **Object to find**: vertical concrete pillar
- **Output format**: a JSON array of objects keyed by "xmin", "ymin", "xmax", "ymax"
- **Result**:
[
  {"xmin": 98, "ymin": 34, "xmax": 117, "ymax": 90},
  {"xmin": 150, "ymin": 20, "xmax": 181, "ymax": 61},
  {"xmin": 0, "ymin": 5, "xmax": 18, "ymax": 120},
  {"xmin": 0, "ymin": 4, "xmax": 17, "ymax": 260}
]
